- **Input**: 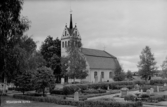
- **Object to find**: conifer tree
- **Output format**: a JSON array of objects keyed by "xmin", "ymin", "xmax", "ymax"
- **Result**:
[{"xmin": 138, "ymin": 46, "xmax": 157, "ymax": 80}]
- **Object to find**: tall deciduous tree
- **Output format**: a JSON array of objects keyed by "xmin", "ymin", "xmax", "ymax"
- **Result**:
[
  {"xmin": 0, "ymin": 0, "xmax": 29, "ymax": 82},
  {"xmin": 66, "ymin": 33, "xmax": 88, "ymax": 81},
  {"xmin": 12, "ymin": 36, "xmax": 37, "ymax": 76},
  {"xmin": 13, "ymin": 36, "xmax": 46, "ymax": 88},
  {"xmin": 138, "ymin": 46, "xmax": 157, "ymax": 80},
  {"xmin": 161, "ymin": 57, "xmax": 167, "ymax": 78},
  {"xmin": 40, "ymin": 36, "xmax": 61, "ymax": 82}
]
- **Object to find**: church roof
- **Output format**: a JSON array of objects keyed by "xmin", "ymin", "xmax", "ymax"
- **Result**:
[{"xmin": 81, "ymin": 48, "xmax": 120, "ymax": 70}]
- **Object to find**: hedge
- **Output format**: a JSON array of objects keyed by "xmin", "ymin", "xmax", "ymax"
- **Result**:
[
  {"xmin": 83, "ymin": 89, "xmax": 106, "ymax": 94},
  {"xmin": 13, "ymin": 94, "xmax": 143, "ymax": 107},
  {"xmin": 13, "ymin": 94, "xmax": 83, "ymax": 106},
  {"xmin": 51, "ymin": 79, "xmax": 166, "ymax": 95},
  {"xmin": 150, "ymin": 79, "xmax": 167, "ymax": 85},
  {"xmin": 78, "ymin": 100, "xmax": 143, "ymax": 107},
  {"xmin": 60, "ymin": 81, "xmax": 141, "ymax": 95},
  {"xmin": 67, "ymin": 90, "xmax": 120, "ymax": 98}
]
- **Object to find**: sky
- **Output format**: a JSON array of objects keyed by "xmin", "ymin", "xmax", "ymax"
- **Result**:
[{"xmin": 21, "ymin": 0, "xmax": 167, "ymax": 72}]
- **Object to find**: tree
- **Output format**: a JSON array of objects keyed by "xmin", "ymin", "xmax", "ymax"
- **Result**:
[
  {"xmin": 66, "ymin": 34, "xmax": 88, "ymax": 82},
  {"xmin": 161, "ymin": 57, "xmax": 167, "ymax": 78},
  {"xmin": 11, "ymin": 36, "xmax": 37, "ymax": 78},
  {"xmin": 61, "ymin": 57, "xmax": 69, "ymax": 82},
  {"xmin": 14, "ymin": 70, "xmax": 35, "ymax": 94},
  {"xmin": 138, "ymin": 46, "xmax": 157, "ymax": 80},
  {"xmin": 0, "ymin": 0, "xmax": 30, "ymax": 83},
  {"xmin": 126, "ymin": 70, "xmax": 133, "ymax": 80},
  {"xmin": 113, "ymin": 65, "xmax": 126, "ymax": 81},
  {"xmin": 40, "ymin": 36, "xmax": 61, "ymax": 82},
  {"xmin": 33, "ymin": 67, "xmax": 55, "ymax": 96}
]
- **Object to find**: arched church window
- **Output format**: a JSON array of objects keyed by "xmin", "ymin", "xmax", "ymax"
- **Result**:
[
  {"xmin": 68, "ymin": 41, "xmax": 70, "ymax": 47},
  {"xmin": 65, "ymin": 31, "xmax": 66, "ymax": 36},
  {"xmin": 109, "ymin": 72, "xmax": 113, "ymax": 78},
  {"xmin": 75, "ymin": 31, "xmax": 77, "ymax": 36},
  {"xmin": 94, "ymin": 71, "xmax": 97, "ymax": 78},
  {"xmin": 62, "ymin": 42, "xmax": 64, "ymax": 48},
  {"xmin": 65, "ymin": 41, "xmax": 67, "ymax": 47},
  {"xmin": 101, "ymin": 72, "xmax": 104, "ymax": 78}
]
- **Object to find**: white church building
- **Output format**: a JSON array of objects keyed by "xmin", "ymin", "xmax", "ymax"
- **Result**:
[{"xmin": 61, "ymin": 13, "xmax": 120, "ymax": 83}]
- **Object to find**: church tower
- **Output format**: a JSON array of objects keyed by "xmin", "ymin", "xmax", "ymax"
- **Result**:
[{"xmin": 61, "ymin": 13, "xmax": 81, "ymax": 57}]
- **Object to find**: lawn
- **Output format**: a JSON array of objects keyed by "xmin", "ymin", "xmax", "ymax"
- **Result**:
[{"xmin": 1, "ymin": 96, "xmax": 75, "ymax": 107}]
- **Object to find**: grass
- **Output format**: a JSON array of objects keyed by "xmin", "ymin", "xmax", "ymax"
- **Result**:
[{"xmin": 1, "ymin": 96, "xmax": 75, "ymax": 107}]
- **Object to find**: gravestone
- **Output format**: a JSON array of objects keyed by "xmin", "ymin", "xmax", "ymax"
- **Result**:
[
  {"xmin": 135, "ymin": 84, "xmax": 139, "ymax": 89},
  {"xmin": 121, "ymin": 88, "xmax": 128, "ymax": 97},
  {"xmin": 74, "ymin": 91, "xmax": 79, "ymax": 101},
  {"xmin": 107, "ymin": 86, "xmax": 110, "ymax": 90},
  {"xmin": 150, "ymin": 88, "xmax": 154, "ymax": 94},
  {"xmin": 146, "ymin": 89, "xmax": 150, "ymax": 95},
  {"xmin": 157, "ymin": 86, "xmax": 159, "ymax": 92},
  {"xmin": 140, "ymin": 89, "xmax": 143, "ymax": 93},
  {"xmin": 61, "ymin": 78, "xmax": 64, "ymax": 84}
]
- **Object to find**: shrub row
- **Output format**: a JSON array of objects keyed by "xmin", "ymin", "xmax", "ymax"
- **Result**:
[
  {"xmin": 52, "ymin": 79, "xmax": 167, "ymax": 95},
  {"xmin": 13, "ymin": 94, "xmax": 143, "ymax": 107},
  {"xmin": 13, "ymin": 94, "xmax": 83, "ymax": 106},
  {"xmin": 82, "ymin": 89, "xmax": 106, "ymax": 94},
  {"xmin": 78, "ymin": 100, "xmax": 143, "ymax": 107},
  {"xmin": 139, "ymin": 85, "xmax": 167, "ymax": 92},
  {"xmin": 50, "ymin": 89, "xmax": 63, "ymax": 95},
  {"xmin": 67, "ymin": 90, "xmax": 120, "ymax": 98},
  {"xmin": 150, "ymin": 79, "xmax": 167, "ymax": 85},
  {"xmin": 8, "ymin": 87, "xmax": 34, "ymax": 91},
  {"xmin": 125, "ymin": 93, "xmax": 167, "ymax": 103},
  {"xmin": 60, "ymin": 81, "xmax": 145, "ymax": 95}
]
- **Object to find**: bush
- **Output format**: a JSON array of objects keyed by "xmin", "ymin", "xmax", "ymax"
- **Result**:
[
  {"xmin": 8, "ymin": 87, "xmax": 16, "ymax": 90},
  {"xmin": 134, "ymin": 80, "xmax": 147, "ymax": 85},
  {"xmin": 83, "ymin": 89, "xmax": 106, "ymax": 94},
  {"xmin": 83, "ymin": 89, "xmax": 99, "ymax": 94},
  {"xmin": 93, "ymin": 98, "xmax": 116, "ymax": 102},
  {"xmin": 150, "ymin": 79, "xmax": 167, "ymax": 85},
  {"xmin": 124, "ymin": 94, "xmax": 137, "ymax": 101},
  {"xmin": 140, "ymin": 94, "xmax": 150, "ymax": 98},
  {"xmin": 62, "ymin": 85, "xmax": 80, "ymax": 95},
  {"xmin": 97, "ymin": 88, "xmax": 106, "ymax": 93},
  {"xmin": 27, "ymin": 93, "xmax": 42, "ymax": 97},
  {"xmin": 139, "ymin": 85, "xmax": 154, "ymax": 92},
  {"xmin": 149, "ymin": 95, "xmax": 165, "ymax": 102},
  {"xmin": 50, "ymin": 89, "xmax": 63, "ymax": 95}
]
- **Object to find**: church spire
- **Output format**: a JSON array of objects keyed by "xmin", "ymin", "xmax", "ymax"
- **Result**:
[{"xmin": 69, "ymin": 10, "xmax": 73, "ymax": 29}]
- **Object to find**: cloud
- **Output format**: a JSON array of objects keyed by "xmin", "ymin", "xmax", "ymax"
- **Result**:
[{"xmin": 22, "ymin": 0, "xmax": 167, "ymax": 72}]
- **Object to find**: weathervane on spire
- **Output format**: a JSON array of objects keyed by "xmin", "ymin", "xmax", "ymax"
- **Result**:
[
  {"xmin": 70, "ymin": 0, "xmax": 72, "ymax": 14},
  {"xmin": 103, "ymin": 45, "xmax": 106, "ymax": 51},
  {"xmin": 70, "ymin": 5, "xmax": 72, "ymax": 14}
]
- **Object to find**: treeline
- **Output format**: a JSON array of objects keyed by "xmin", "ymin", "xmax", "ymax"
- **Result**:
[{"xmin": 0, "ymin": 0, "xmax": 62, "ymax": 86}]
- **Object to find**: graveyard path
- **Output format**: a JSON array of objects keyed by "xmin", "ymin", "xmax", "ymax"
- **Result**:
[{"xmin": 87, "ymin": 90, "xmax": 139, "ymax": 100}]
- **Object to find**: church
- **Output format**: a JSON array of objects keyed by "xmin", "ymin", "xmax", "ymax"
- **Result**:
[{"xmin": 61, "ymin": 13, "xmax": 120, "ymax": 83}]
